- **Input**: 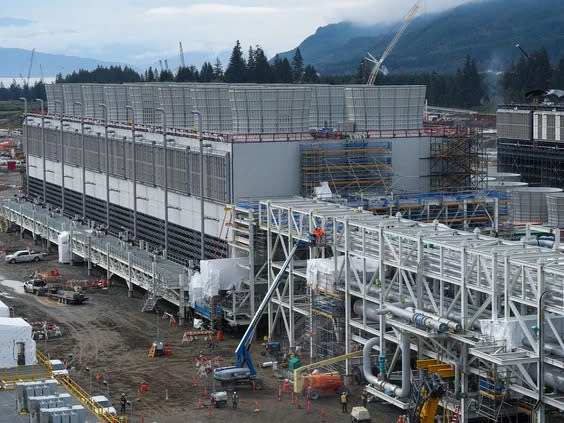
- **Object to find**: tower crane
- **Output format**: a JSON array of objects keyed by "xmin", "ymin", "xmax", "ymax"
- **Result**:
[
  {"xmin": 366, "ymin": 0, "xmax": 420, "ymax": 85},
  {"xmin": 26, "ymin": 48, "xmax": 35, "ymax": 86},
  {"xmin": 179, "ymin": 41, "xmax": 186, "ymax": 69}
]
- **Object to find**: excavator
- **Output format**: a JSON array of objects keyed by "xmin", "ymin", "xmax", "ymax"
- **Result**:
[{"xmin": 293, "ymin": 350, "xmax": 363, "ymax": 400}]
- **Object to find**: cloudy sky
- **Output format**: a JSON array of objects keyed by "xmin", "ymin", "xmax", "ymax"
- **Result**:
[{"xmin": 1, "ymin": 0, "xmax": 477, "ymax": 66}]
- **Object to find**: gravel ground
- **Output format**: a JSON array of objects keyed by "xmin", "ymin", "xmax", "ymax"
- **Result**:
[{"xmin": 0, "ymin": 171, "xmax": 400, "ymax": 423}]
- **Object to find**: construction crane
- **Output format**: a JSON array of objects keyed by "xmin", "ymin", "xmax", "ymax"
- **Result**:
[
  {"xmin": 179, "ymin": 41, "xmax": 186, "ymax": 69},
  {"xmin": 366, "ymin": 0, "xmax": 420, "ymax": 85},
  {"xmin": 214, "ymin": 240, "xmax": 310, "ymax": 389},
  {"xmin": 39, "ymin": 64, "xmax": 44, "ymax": 83},
  {"xmin": 164, "ymin": 59, "xmax": 169, "ymax": 72},
  {"xmin": 26, "ymin": 48, "xmax": 35, "ymax": 86},
  {"xmin": 158, "ymin": 60, "xmax": 164, "ymax": 73}
]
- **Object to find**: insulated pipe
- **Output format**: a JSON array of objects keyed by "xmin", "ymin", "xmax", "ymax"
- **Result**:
[
  {"xmin": 363, "ymin": 334, "xmax": 411, "ymax": 398},
  {"xmin": 522, "ymin": 337, "xmax": 564, "ymax": 358}
]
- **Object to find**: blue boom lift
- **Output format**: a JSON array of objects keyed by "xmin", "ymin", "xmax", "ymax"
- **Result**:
[{"xmin": 213, "ymin": 240, "xmax": 309, "ymax": 389}]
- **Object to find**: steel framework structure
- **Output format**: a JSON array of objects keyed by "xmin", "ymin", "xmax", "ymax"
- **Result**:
[{"xmin": 258, "ymin": 197, "xmax": 564, "ymax": 422}]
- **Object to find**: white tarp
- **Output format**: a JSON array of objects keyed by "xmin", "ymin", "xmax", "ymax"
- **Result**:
[
  {"xmin": 479, "ymin": 315, "xmax": 564, "ymax": 351},
  {"xmin": 306, "ymin": 256, "xmax": 379, "ymax": 293},
  {"xmin": 0, "ymin": 317, "xmax": 37, "ymax": 367},
  {"xmin": 200, "ymin": 258, "xmax": 248, "ymax": 298},
  {"xmin": 189, "ymin": 271, "xmax": 203, "ymax": 308},
  {"xmin": 314, "ymin": 181, "xmax": 333, "ymax": 200},
  {"xmin": 0, "ymin": 299, "xmax": 10, "ymax": 317},
  {"xmin": 57, "ymin": 232, "xmax": 71, "ymax": 264}
]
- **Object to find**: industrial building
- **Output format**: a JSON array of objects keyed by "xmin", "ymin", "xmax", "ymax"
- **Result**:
[
  {"xmin": 5, "ymin": 82, "xmax": 563, "ymax": 422},
  {"xmin": 497, "ymin": 103, "xmax": 564, "ymax": 188}
]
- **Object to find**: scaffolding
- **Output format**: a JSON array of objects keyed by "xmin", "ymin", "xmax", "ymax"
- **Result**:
[
  {"xmin": 430, "ymin": 127, "xmax": 486, "ymax": 192},
  {"xmin": 258, "ymin": 197, "xmax": 564, "ymax": 423},
  {"xmin": 344, "ymin": 190, "xmax": 511, "ymax": 233},
  {"xmin": 300, "ymin": 140, "xmax": 392, "ymax": 197}
]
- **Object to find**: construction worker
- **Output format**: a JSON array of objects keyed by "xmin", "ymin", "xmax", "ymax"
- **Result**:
[
  {"xmin": 232, "ymin": 391, "xmax": 239, "ymax": 409},
  {"xmin": 120, "ymin": 393, "xmax": 127, "ymax": 415},
  {"xmin": 340, "ymin": 391, "xmax": 348, "ymax": 413},
  {"xmin": 361, "ymin": 390, "xmax": 368, "ymax": 407}
]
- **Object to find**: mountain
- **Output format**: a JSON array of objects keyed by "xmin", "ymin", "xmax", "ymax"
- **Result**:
[
  {"xmin": 277, "ymin": 0, "xmax": 564, "ymax": 75},
  {"xmin": 0, "ymin": 48, "xmax": 125, "ymax": 78}
]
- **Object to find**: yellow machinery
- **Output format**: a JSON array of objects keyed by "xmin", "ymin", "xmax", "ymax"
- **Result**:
[{"xmin": 293, "ymin": 350, "xmax": 363, "ymax": 394}]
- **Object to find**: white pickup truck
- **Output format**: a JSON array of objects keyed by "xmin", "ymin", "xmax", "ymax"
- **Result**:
[{"xmin": 5, "ymin": 249, "xmax": 45, "ymax": 264}]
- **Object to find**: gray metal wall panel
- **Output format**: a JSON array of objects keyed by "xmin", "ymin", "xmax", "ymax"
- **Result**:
[
  {"xmin": 391, "ymin": 137, "xmax": 431, "ymax": 193},
  {"xmin": 232, "ymin": 142, "xmax": 300, "ymax": 201}
]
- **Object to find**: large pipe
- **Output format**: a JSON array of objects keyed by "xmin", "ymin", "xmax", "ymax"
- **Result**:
[
  {"xmin": 354, "ymin": 300, "xmax": 460, "ymax": 333},
  {"xmin": 522, "ymin": 337, "xmax": 564, "ymax": 358},
  {"xmin": 363, "ymin": 334, "xmax": 411, "ymax": 398}
]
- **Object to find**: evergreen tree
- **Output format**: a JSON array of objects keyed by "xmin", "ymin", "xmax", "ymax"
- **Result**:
[
  {"xmin": 146, "ymin": 67, "xmax": 155, "ymax": 82},
  {"xmin": 199, "ymin": 62, "xmax": 214, "ymax": 82},
  {"xmin": 159, "ymin": 69, "xmax": 174, "ymax": 82},
  {"xmin": 271, "ymin": 56, "xmax": 293, "ymax": 83},
  {"xmin": 176, "ymin": 66, "xmax": 199, "ymax": 82},
  {"xmin": 213, "ymin": 57, "xmax": 224, "ymax": 81},
  {"xmin": 253, "ymin": 46, "xmax": 271, "ymax": 83},
  {"xmin": 303, "ymin": 65, "xmax": 319, "ymax": 83},
  {"xmin": 355, "ymin": 60, "xmax": 372, "ymax": 84},
  {"xmin": 292, "ymin": 47, "xmax": 304, "ymax": 82},
  {"xmin": 225, "ymin": 40, "xmax": 246, "ymax": 83},
  {"xmin": 247, "ymin": 46, "xmax": 256, "ymax": 82},
  {"xmin": 553, "ymin": 58, "xmax": 564, "ymax": 89}
]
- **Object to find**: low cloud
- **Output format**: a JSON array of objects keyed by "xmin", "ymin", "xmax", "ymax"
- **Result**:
[{"xmin": 0, "ymin": 17, "xmax": 33, "ymax": 27}]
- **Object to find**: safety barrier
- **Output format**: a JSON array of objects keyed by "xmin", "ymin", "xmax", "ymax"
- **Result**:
[{"xmin": 57, "ymin": 375, "xmax": 128, "ymax": 423}]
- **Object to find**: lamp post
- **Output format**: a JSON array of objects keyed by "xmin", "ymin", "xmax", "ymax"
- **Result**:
[
  {"xmin": 156, "ymin": 108, "xmax": 169, "ymax": 257},
  {"xmin": 73, "ymin": 101, "xmax": 86, "ymax": 220},
  {"xmin": 54, "ymin": 100, "xmax": 65, "ymax": 214},
  {"xmin": 98, "ymin": 104, "xmax": 111, "ymax": 229},
  {"xmin": 85, "ymin": 367, "xmax": 92, "ymax": 394},
  {"xmin": 125, "ymin": 105, "xmax": 137, "ymax": 240},
  {"xmin": 18, "ymin": 97, "xmax": 29, "ymax": 197},
  {"xmin": 36, "ymin": 99, "xmax": 47, "ymax": 204},
  {"xmin": 191, "ymin": 110, "xmax": 205, "ymax": 261}
]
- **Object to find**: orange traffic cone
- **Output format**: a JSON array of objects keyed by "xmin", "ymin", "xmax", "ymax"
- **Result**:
[
  {"xmin": 216, "ymin": 330, "xmax": 223, "ymax": 341},
  {"xmin": 283, "ymin": 379, "xmax": 291, "ymax": 392},
  {"xmin": 254, "ymin": 400, "xmax": 260, "ymax": 412}
]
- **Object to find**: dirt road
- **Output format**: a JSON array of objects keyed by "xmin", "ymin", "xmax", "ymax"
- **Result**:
[{"xmin": 0, "ymin": 173, "xmax": 399, "ymax": 422}]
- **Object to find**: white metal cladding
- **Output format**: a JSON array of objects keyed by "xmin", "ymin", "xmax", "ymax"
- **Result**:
[
  {"xmin": 547, "ymin": 192, "xmax": 564, "ymax": 228},
  {"xmin": 533, "ymin": 111, "xmax": 564, "ymax": 142},
  {"xmin": 45, "ymin": 84, "xmax": 64, "ymax": 114},
  {"xmin": 62, "ymin": 84, "xmax": 84, "ymax": 115},
  {"xmin": 344, "ymin": 85, "xmax": 426, "ymax": 131},
  {"xmin": 510, "ymin": 187, "xmax": 563, "ymax": 223},
  {"xmin": 81, "ymin": 84, "xmax": 106, "ymax": 119},
  {"xmin": 229, "ymin": 86, "xmax": 312, "ymax": 134},
  {"xmin": 103, "ymin": 85, "xmax": 129, "ymax": 122},
  {"xmin": 496, "ymin": 109, "xmax": 533, "ymax": 140},
  {"xmin": 25, "ymin": 122, "xmax": 230, "ymax": 203},
  {"xmin": 126, "ymin": 83, "xmax": 167, "ymax": 126},
  {"xmin": 191, "ymin": 84, "xmax": 232, "ymax": 132},
  {"xmin": 157, "ymin": 83, "xmax": 196, "ymax": 128},
  {"xmin": 309, "ymin": 85, "xmax": 345, "ymax": 129}
]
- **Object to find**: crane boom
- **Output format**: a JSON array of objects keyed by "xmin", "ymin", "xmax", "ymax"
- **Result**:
[
  {"xmin": 26, "ymin": 48, "xmax": 35, "ymax": 86},
  {"xmin": 234, "ymin": 240, "xmax": 307, "ymax": 376},
  {"xmin": 179, "ymin": 42, "xmax": 186, "ymax": 68},
  {"xmin": 366, "ymin": 0, "xmax": 420, "ymax": 85},
  {"xmin": 293, "ymin": 350, "xmax": 363, "ymax": 393}
]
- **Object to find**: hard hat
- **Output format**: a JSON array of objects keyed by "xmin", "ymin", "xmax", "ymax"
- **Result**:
[{"xmin": 122, "ymin": 393, "xmax": 125, "ymax": 396}]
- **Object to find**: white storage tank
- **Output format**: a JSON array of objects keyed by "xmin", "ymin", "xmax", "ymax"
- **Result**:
[
  {"xmin": 62, "ymin": 84, "xmax": 84, "ymax": 115},
  {"xmin": 489, "ymin": 172, "xmax": 521, "ymax": 182},
  {"xmin": 511, "ymin": 187, "xmax": 563, "ymax": 223},
  {"xmin": 103, "ymin": 85, "xmax": 129, "ymax": 122},
  {"xmin": 191, "ymin": 83, "xmax": 232, "ymax": 132},
  {"xmin": 547, "ymin": 192, "xmax": 564, "ymax": 228},
  {"xmin": 493, "ymin": 181, "xmax": 528, "ymax": 191},
  {"xmin": 81, "ymin": 84, "xmax": 106, "ymax": 119}
]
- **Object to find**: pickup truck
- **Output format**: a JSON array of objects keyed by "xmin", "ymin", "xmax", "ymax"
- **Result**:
[
  {"xmin": 23, "ymin": 279, "xmax": 48, "ymax": 295},
  {"xmin": 5, "ymin": 249, "xmax": 45, "ymax": 264}
]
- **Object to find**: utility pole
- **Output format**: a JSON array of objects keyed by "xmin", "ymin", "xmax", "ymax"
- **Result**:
[{"xmin": 18, "ymin": 98, "xmax": 29, "ymax": 196}]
